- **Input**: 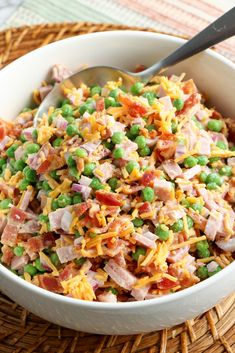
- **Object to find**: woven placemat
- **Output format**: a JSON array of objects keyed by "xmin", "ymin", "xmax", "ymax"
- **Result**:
[{"xmin": 0, "ymin": 22, "xmax": 234, "ymax": 353}]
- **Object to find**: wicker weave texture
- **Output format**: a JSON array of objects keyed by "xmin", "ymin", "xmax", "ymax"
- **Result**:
[{"xmin": 0, "ymin": 22, "xmax": 234, "ymax": 353}]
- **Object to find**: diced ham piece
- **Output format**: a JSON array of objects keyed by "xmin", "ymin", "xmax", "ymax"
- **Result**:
[
  {"xmin": 98, "ymin": 292, "xmax": 117, "ymax": 303},
  {"xmin": 154, "ymin": 179, "xmax": 173, "ymax": 201},
  {"xmin": 160, "ymin": 201, "xmax": 185, "ymax": 222},
  {"xmin": 72, "ymin": 183, "xmax": 91, "ymax": 200},
  {"xmin": 19, "ymin": 188, "xmax": 33, "ymax": 211},
  {"xmin": 80, "ymin": 141, "xmax": 101, "ymax": 153},
  {"xmin": 209, "ymin": 132, "xmax": 228, "ymax": 145},
  {"xmin": 207, "ymin": 261, "xmax": 218, "ymax": 273},
  {"xmin": 22, "ymin": 127, "xmax": 34, "ymax": 141},
  {"xmin": 188, "ymin": 209, "xmax": 207, "ymax": 231},
  {"xmin": 162, "ymin": 160, "xmax": 182, "ymax": 179},
  {"xmin": 205, "ymin": 210, "xmax": 223, "ymax": 241},
  {"xmin": 49, "ymin": 207, "xmax": 72, "ymax": 231},
  {"xmin": 216, "ymin": 237, "xmax": 235, "ymax": 252},
  {"xmin": 38, "ymin": 275, "xmax": 63, "ymax": 293},
  {"xmin": 51, "ymin": 64, "xmax": 73, "ymax": 83},
  {"xmin": 181, "ymin": 122, "xmax": 197, "ymax": 150},
  {"xmin": 93, "ymin": 162, "xmax": 114, "ymax": 183},
  {"xmin": 56, "ymin": 245, "xmax": 78, "ymax": 264},
  {"xmin": 61, "ymin": 210, "xmax": 72, "ymax": 233},
  {"xmin": 19, "ymin": 220, "xmax": 40, "ymax": 234},
  {"xmin": 14, "ymin": 145, "xmax": 24, "ymax": 160},
  {"xmin": 167, "ymin": 246, "xmax": 190, "ymax": 263},
  {"xmin": 133, "ymin": 230, "xmax": 158, "ymax": 249},
  {"xmin": 175, "ymin": 143, "xmax": 187, "ymax": 159},
  {"xmin": 1, "ymin": 245, "xmax": 14, "ymax": 266},
  {"xmin": 159, "ymin": 96, "xmax": 173, "ymax": 111},
  {"xmin": 1, "ymin": 224, "xmax": 18, "ymax": 246},
  {"xmin": 54, "ymin": 114, "xmax": 68, "ymax": 130},
  {"xmin": 227, "ymin": 157, "xmax": 235, "ymax": 167},
  {"xmin": 197, "ymin": 188, "xmax": 219, "ymax": 211},
  {"xmin": 197, "ymin": 130, "xmax": 212, "ymax": 156},
  {"xmin": 183, "ymin": 165, "xmax": 201, "ymax": 180},
  {"xmin": 0, "ymin": 136, "xmax": 11, "ymax": 151},
  {"xmin": 39, "ymin": 85, "xmax": 53, "ymax": 101},
  {"xmin": 76, "ymin": 175, "xmax": 92, "ymax": 186},
  {"xmin": 131, "ymin": 285, "xmax": 150, "ymax": 301},
  {"xmin": 104, "ymin": 259, "xmax": 137, "ymax": 290},
  {"xmin": 11, "ymin": 255, "xmax": 29, "ymax": 270},
  {"xmin": 0, "ymin": 215, "xmax": 7, "ymax": 234}
]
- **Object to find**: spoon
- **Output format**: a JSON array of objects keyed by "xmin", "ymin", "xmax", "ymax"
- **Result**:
[{"xmin": 35, "ymin": 6, "xmax": 235, "ymax": 125}]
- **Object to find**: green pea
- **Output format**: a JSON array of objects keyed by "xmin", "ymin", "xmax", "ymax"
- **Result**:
[
  {"xmin": 104, "ymin": 140, "xmax": 114, "ymax": 150},
  {"xmin": 36, "ymin": 181, "xmax": 43, "ymax": 190},
  {"xmin": 66, "ymin": 124, "xmax": 78, "ymax": 136},
  {"xmin": 24, "ymin": 167, "xmax": 37, "ymax": 183},
  {"xmin": 51, "ymin": 199, "xmax": 59, "ymax": 211},
  {"xmin": 69, "ymin": 166, "xmax": 79, "ymax": 179},
  {"xmin": 65, "ymin": 116, "xmax": 75, "ymax": 124},
  {"xmin": 109, "ymin": 88, "xmax": 119, "ymax": 99},
  {"xmin": 199, "ymin": 171, "xmax": 208, "ymax": 183},
  {"xmin": 113, "ymin": 147, "xmax": 124, "ymax": 159},
  {"xmin": 26, "ymin": 143, "xmax": 40, "ymax": 154},
  {"xmin": 13, "ymin": 246, "xmax": 24, "ymax": 257},
  {"xmin": 132, "ymin": 218, "xmax": 144, "ymax": 227},
  {"xmin": 132, "ymin": 246, "xmax": 146, "ymax": 261},
  {"xmin": 209, "ymin": 157, "xmax": 220, "ymax": 164},
  {"xmin": 141, "ymin": 186, "xmax": 154, "ymax": 202},
  {"xmin": 126, "ymin": 161, "xmax": 139, "ymax": 174},
  {"xmin": 57, "ymin": 194, "xmax": 72, "ymax": 207},
  {"xmin": 184, "ymin": 156, "xmax": 198, "ymax": 168},
  {"xmin": 219, "ymin": 165, "xmax": 232, "ymax": 176},
  {"xmin": 53, "ymin": 137, "xmax": 63, "ymax": 148},
  {"xmin": 173, "ymin": 98, "xmax": 184, "ymax": 111},
  {"xmin": 74, "ymin": 257, "xmax": 86, "ymax": 266},
  {"xmin": 35, "ymin": 258, "xmax": 45, "ymax": 272},
  {"xmin": 79, "ymin": 103, "xmax": 94, "ymax": 115},
  {"xmin": 230, "ymin": 146, "xmax": 235, "ymax": 151},
  {"xmin": 19, "ymin": 178, "xmax": 30, "ymax": 191},
  {"xmin": 171, "ymin": 121, "xmax": 178, "ymax": 134},
  {"xmin": 186, "ymin": 216, "xmax": 194, "ymax": 229},
  {"xmin": 50, "ymin": 253, "xmax": 60, "ymax": 267},
  {"xmin": 89, "ymin": 232, "xmax": 97, "ymax": 238},
  {"xmin": 32, "ymin": 129, "xmax": 38, "ymax": 140},
  {"xmin": 142, "ymin": 91, "xmax": 156, "ymax": 105},
  {"xmin": 129, "ymin": 124, "xmax": 141, "ymax": 137},
  {"xmin": 61, "ymin": 104, "xmax": 73, "ymax": 117},
  {"xmin": 75, "ymin": 230, "xmax": 81, "ymax": 238},
  {"xmin": 20, "ymin": 134, "xmax": 27, "ymax": 143},
  {"xmin": 90, "ymin": 177, "xmax": 104, "ymax": 190},
  {"xmin": 60, "ymin": 99, "xmax": 70, "ymax": 106},
  {"xmin": 135, "ymin": 135, "xmax": 146, "ymax": 149},
  {"xmin": 207, "ymin": 182, "xmax": 218, "ymax": 190},
  {"xmin": 196, "ymin": 240, "xmax": 210, "ymax": 258},
  {"xmin": 6, "ymin": 144, "xmax": 19, "ymax": 158},
  {"xmin": 73, "ymin": 192, "xmax": 82, "ymax": 204},
  {"xmin": 207, "ymin": 119, "xmax": 223, "ymax": 132},
  {"xmin": 0, "ymin": 158, "xmax": 6, "ymax": 169},
  {"xmin": 24, "ymin": 264, "xmax": 37, "ymax": 276},
  {"xmin": 206, "ymin": 173, "xmax": 222, "ymax": 186},
  {"xmin": 191, "ymin": 203, "xmax": 203, "ymax": 213},
  {"xmin": 208, "ymin": 264, "xmax": 222, "ymax": 277},
  {"xmin": 50, "ymin": 170, "xmax": 60, "ymax": 181},
  {"xmin": 83, "ymin": 162, "xmax": 96, "ymax": 176},
  {"xmin": 108, "ymin": 177, "xmax": 118, "ymax": 191},
  {"xmin": 0, "ymin": 198, "xmax": 12, "ymax": 209},
  {"xmin": 196, "ymin": 266, "xmax": 209, "ymax": 280},
  {"xmin": 131, "ymin": 82, "xmax": 144, "ymax": 95},
  {"xmin": 146, "ymin": 124, "xmax": 155, "ymax": 132},
  {"xmin": 90, "ymin": 85, "xmax": 102, "ymax": 96},
  {"xmin": 38, "ymin": 214, "xmax": 49, "ymax": 223},
  {"xmin": 197, "ymin": 156, "xmax": 209, "ymax": 166},
  {"xmin": 14, "ymin": 159, "xmax": 26, "ymax": 171},
  {"xmin": 139, "ymin": 146, "xmax": 151, "ymax": 156},
  {"xmin": 108, "ymin": 287, "xmax": 118, "ymax": 295},
  {"xmin": 42, "ymin": 181, "xmax": 52, "ymax": 192},
  {"xmin": 155, "ymin": 224, "xmax": 170, "ymax": 241},
  {"xmin": 105, "ymin": 97, "xmax": 116, "ymax": 108},
  {"xmin": 66, "ymin": 156, "xmax": 75, "ymax": 169},
  {"xmin": 111, "ymin": 132, "xmax": 125, "ymax": 144},
  {"xmin": 216, "ymin": 141, "xmax": 227, "ymax": 150},
  {"xmin": 75, "ymin": 147, "xmax": 88, "ymax": 158},
  {"xmin": 171, "ymin": 219, "xmax": 184, "ymax": 232}
]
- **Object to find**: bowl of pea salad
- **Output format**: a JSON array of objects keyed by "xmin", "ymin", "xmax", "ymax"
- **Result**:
[{"xmin": 0, "ymin": 31, "xmax": 235, "ymax": 335}]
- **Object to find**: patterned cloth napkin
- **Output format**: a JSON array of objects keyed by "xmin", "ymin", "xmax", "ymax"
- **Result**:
[{"xmin": 3, "ymin": 0, "xmax": 235, "ymax": 61}]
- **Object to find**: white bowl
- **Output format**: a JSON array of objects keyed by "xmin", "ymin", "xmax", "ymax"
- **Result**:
[{"xmin": 0, "ymin": 31, "xmax": 235, "ymax": 335}]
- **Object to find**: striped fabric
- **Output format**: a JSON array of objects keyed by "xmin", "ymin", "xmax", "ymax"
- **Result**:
[{"xmin": 4, "ymin": 0, "xmax": 235, "ymax": 61}]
